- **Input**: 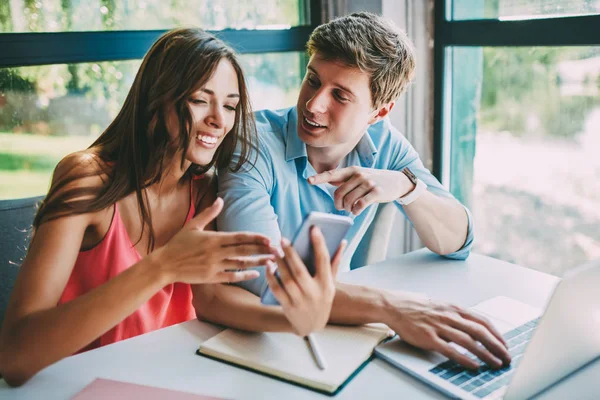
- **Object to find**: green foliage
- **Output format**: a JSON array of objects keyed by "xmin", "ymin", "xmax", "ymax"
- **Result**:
[
  {"xmin": 541, "ymin": 95, "xmax": 599, "ymax": 138},
  {"xmin": 0, "ymin": 0, "xmax": 304, "ymax": 199},
  {"xmin": 0, "ymin": 152, "xmax": 58, "ymax": 171},
  {"xmin": 480, "ymin": 47, "xmax": 600, "ymax": 138},
  {"xmin": 0, "ymin": 69, "xmax": 35, "ymax": 92},
  {"xmin": 0, "ymin": 0, "xmax": 12, "ymax": 32}
]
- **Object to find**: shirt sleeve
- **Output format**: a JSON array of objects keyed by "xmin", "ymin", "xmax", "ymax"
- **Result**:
[
  {"xmin": 386, "ymin": 125, "xmax": 474, "ymax": 260},
  {"xmin": 216, "ymin": 137, "xmax": 281, "ymax": 296}
]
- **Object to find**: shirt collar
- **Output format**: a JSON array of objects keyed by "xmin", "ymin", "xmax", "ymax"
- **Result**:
[
  {"xmin": 355, "ymin": 131, "xmax": 378, "ymax": 168},
  {"xmin": 285, "ymin": 107, "xmax": 307, "ymax": 162},
  {"xmin": 284, "ymin": 106, "xmax": 379, "ymax": 167}
]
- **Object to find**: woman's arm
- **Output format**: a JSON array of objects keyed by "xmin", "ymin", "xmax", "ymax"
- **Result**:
[
  {"xmin": 0, "ymin": 158, "xmax": 276, "ymax": 386},
  {"xmin": 0, "ymin": 212, "xmax": 171, "ymax": 386},
  {"xmin": 0, "ymin": 200, "xmax": 276, "ymax": 386}
]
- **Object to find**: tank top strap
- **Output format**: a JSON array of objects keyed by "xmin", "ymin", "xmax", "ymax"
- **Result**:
[{"xmin": 185, "ymin": 176, "xmax": 198, "ymax": 223}]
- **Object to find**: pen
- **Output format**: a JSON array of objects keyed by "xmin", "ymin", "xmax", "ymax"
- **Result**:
[{"xmin": 305, "ymin": 334, "xmax": 327, "ymax": 370}]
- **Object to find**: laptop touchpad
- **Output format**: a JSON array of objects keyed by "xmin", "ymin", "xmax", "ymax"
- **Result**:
[{"xmin": 471, "ymin": 296, "xmax": 542, "ymax": 331}]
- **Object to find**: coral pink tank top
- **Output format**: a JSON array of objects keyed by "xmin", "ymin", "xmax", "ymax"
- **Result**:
[{"xmin": 58, "ymin": 186, "xmax": 197, "ymax": 353}]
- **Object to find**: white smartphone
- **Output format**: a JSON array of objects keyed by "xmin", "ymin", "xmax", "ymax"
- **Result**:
[{"xmin": 260, "ymin": 212, "xmax": 353, "ymax": 305}]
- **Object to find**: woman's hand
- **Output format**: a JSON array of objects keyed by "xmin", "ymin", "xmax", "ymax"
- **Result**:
[
  {"xmin": 153, "ymin": 198, "xmax": 279, "ymax": 285},
  {"xmin": 265, "ymin": 227, "xmax": 346, "ymax": 337}
]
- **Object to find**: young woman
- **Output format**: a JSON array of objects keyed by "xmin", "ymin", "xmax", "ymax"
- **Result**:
[{"xmin": 0, "ymin": 28, "xmax": 341, "ymax": 387}]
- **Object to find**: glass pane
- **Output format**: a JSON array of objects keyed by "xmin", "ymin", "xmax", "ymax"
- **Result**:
[
  {"xmin": 451, "ymin": 0, "xmax": 600, "ymax": 20},
  {"xmin": 0, "ymin": 52, "xmax": 302, "ymax": 199},
  {"xmin": 0, "ymin": 0, "xmax": 307, "ymax": 33},
  {"xmin": 447, "ymin": 46, "xmax": 600, "ymax": 276}
]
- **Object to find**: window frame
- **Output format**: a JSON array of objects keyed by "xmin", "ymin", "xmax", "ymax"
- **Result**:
[
  {"xmin": 0, "ymin": 0, "xmax": 322, "ymax": 67},
  {"xmin": 432, "ymin": 0, "xmax": 600, "ymax": 183}
]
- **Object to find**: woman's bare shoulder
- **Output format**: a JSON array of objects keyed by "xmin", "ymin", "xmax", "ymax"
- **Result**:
[
  {"xmin": 42, "ymin": 150, "xmax": 113, "ymax": 225},
  {"xmin": 53, "ymin": 150, "xmax": 109, "ymax": 185}
]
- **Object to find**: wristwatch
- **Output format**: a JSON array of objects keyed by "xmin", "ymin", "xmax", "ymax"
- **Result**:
[{"xmin": 397, "ymin": 167, "xmax": 427, "ymax": 206}]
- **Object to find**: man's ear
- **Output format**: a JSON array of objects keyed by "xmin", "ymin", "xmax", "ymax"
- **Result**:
[{"xmin": 368, "ymin": 101, "xmax": 395, "ymax": 125}]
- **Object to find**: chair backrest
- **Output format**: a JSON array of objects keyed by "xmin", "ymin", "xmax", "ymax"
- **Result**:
[
  {"xmin": 350, "ymin": 202, "xmax": 397, "ymax": 270},
  {"xmin": 0, "ymin": 196, "xmax": 44, "ymax": 328}
]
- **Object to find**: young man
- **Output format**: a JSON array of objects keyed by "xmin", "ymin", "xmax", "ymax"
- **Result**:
[{"xmin": 194, "ymin": 12, "xmax": 511, "ymax": 369}]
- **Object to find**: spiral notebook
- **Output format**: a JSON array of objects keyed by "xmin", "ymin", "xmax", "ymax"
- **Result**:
[{"xmin": 196, "ymin": 324, "xmax": 394, "ymax": 396}]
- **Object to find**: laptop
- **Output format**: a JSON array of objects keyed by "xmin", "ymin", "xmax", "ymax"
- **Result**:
[{"xmin": 374, "ymin": 260, "xmax": 600, "ymax": 399}]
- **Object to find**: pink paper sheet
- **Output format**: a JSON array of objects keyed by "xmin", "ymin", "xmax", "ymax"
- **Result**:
[{"xmin": 72, "ymin": 378, "xmax": 227, "ymax": 400}]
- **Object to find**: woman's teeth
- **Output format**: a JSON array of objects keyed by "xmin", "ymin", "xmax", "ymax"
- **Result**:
[{"xmin": 197, "ymin": 135, "xmax": 218, "ymax": 144}]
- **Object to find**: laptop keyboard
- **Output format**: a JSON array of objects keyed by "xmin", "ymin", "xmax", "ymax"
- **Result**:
[{"xmin": 428, "ymin": 318, "xmax": 540, "ymax": 398}]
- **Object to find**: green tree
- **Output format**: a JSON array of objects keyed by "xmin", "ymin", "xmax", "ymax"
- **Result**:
[
  {"xmin": 481, "ymin": 47, "xmax": 600, "ymax": 138},
  {"xmin": 0, "ymin": 0, "xmax": 12, "ymax": 32}
]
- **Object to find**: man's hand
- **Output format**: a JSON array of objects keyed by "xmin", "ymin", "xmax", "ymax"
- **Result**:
[
  {"xmin": 265, "ymin": 227, "xmax": 346, "ymax": 337},
  {"xmin": 308, "ymin": 167, "xmax": 414, "ymax": 215},
  {"xmin": 382, "ymin": 293, "xmax": 511, "ymax": 369}
]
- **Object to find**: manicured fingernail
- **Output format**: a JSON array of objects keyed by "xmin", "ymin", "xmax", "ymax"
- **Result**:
[
  {"xmin": 281, "ymin": 237, "xmax": 291, "ymax": 246},
  {"xmin": 308, "ymin": 176, "xmax": 314, "ymax": 183}
]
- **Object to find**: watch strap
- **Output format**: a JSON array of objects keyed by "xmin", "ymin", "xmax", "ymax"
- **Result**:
[{"xmin": 397, "ymin": 178, "xmax": 427, "ymax": 206}]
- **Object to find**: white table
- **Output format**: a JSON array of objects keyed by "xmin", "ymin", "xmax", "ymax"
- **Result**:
[{"xmin": 2, "ymin": 250, "xmax": 598, "ymax": 399}]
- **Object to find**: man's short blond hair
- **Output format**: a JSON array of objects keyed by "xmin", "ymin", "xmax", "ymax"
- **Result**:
[{"xmin": 307, "ymin": 12, "xmax": 416, "ymax": 108}]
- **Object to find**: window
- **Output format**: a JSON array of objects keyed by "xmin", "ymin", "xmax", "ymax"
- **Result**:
[
  {"xmin": 0, "ymin": 1, "xmax": 317, "ymax": 199},
  {"xmin": 452, "ymin": 0, "xmax": 600, "ymax": 20},
  {"xmin": 435, "ymin": 1, "xmax": 600, "ymax": 276},
  {"xmin": 0, "ymin": 0, "xmax": 306, "ymax": 32}
]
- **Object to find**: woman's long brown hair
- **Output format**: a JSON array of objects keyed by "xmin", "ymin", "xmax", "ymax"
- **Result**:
[{"xmin": 33, "ymin": 28, "xmax": 256, "ymax": 251}]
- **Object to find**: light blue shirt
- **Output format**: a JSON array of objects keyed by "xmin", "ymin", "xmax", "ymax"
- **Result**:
[{"xmin": 217, "ymin": 107, "xmax": 473, "ymax": 296}]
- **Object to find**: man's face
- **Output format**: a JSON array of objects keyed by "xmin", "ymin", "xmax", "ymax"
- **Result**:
[{"xmin": 296, "ymin": 53, "xmax": 379, "ymax": 151}]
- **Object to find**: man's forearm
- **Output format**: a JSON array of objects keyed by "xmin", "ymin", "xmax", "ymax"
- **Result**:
[
  {"xmin": 194, "ymin": 282, "xmax": 392, "ymax": 330},
  {"xmin": 329, "ymin": 282, "xmax": 390, "ymax": 325},
  {"xmin": 403, "ymin": 191, "xmax": 469, "ymax": 255},
  {"xmin": 192, "ymin": 283, "xmax": 294, "ymax": 333}
]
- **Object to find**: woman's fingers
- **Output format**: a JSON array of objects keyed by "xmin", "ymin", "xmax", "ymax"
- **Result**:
[
  {"xmin": 220, "ymin": 243, "xmax": 278, "ymax": 259},
  {"xmin": 221, "ymin": 256, "xmax": 275, "ymax": 270},
  {"xmin": 214, "ymin": 269, "xmax": 260, "ymax": 283},
  {"xmin": 217, "ymin": 231, "xmax": 272, "ymax": 247}
]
